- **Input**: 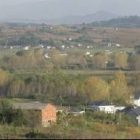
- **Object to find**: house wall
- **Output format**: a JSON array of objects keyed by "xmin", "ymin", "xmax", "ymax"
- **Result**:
[
  {"xmin": 115, "ymin": 106, "xmax": 125, "ymax": 112},
  {"xmin": 136, "ymin": 116, "xmax": 140, "ymax": 127},
  {"xmin": 99, "ymin": 106, "xmax": 115, "ymax": 114},
  {"xmin": 41, "ymin": 104, "xmax": 56, "ymax": 127},
  {"xmin": 134, "ymin": 99, "xmax": 140, "ymax": 106}
]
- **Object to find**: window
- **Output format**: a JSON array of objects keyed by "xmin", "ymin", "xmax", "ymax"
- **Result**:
[{"xmin": 48, "ymin": 120, "xmax": 52, "ymax": 123}]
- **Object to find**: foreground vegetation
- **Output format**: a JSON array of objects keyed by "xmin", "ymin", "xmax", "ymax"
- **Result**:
[
  {"xmin": 0, "ymin": 98, "xmax": 138, "ymax": 139},
  {"xmin": 0, "ymin": 110, "xmax": 140, "ymax": 139}
]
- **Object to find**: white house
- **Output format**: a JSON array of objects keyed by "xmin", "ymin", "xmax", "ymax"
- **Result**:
[
  {"xmin": 39, "ymin": 44, "xmax": 44, "ymax": 48},
  {"xmin": 116, "ymin": 44, "xmax": 121, "ymax": 47},
  {"xmin": 59, "ymin": 53, "xmax": 68, "ymax": 56},
  {"xmin": 87, "ymin": 101, "xmax": 116, "ymax": 114},
  {"xmin": 78, "ymin": 44, "xmax": 82, "ymax": 47},
  {"xmin": 114, "ymin": 106, "xmax": 125, "ymax": 112},
  {"xmin": 61, "ymin": 45, "xmax": 65, "ymax": 49},
  {"xmin": 70, "ymin": 108, "xmax": 85, "ymax": 116},
  {"xmin": 71, "ymin": 45, "xmax": 74, "ymax": 48},
  {"xmin": 137, "ymin": 115, "xmax": 140, "ymax": 127},
  {"xmin": 47, "ymin": 46, "xmax": 52, "ymax": 49},
  {"xmin": 87, "ymin": 100, "xmax": 125, "ymax": 114},
  {"xmin": 44, "ymin": 53, "xmax": 50, "ymax": 59},
  {"xmin": 85, "ymin": 52, "xmax": 90, "ymax": 55},
  {"xmin": 105, "ymin": 50, "xmax": 113, "ymax": 55},
  {"xmin": 131, "ymin": 93, "xmax": 140, "ymax": 106},
  {"xmin": 10, "ymin": 46, "xmax": 13, "ymax": 49},
  {"xmin": 68, "ymin": 38, "xmax": 72, "ymax": 41},
  {"xmin": 23, "ymin": 46, "xmax": 29, "ymax": 50}
]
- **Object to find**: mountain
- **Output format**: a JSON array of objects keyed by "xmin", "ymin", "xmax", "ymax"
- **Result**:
[
  {"xmin": 1, "ymin": 0, "xmax": 140, "ymax": 24},
  {"xmin": 44, "ymin": 11, "xmax": 118, "ymax": 25},
  {"xmin": 1, "ymin": 0, "xmax": 140, "ymax": 19},
  {"xmin": 0, "ymin": 0, "xmax": 140, "ymax": 21},
  {"xmin": 90, "ymin": 15, "xmax": 140, "ymax": 28},
  {"xmin": 0, "ymin": 11, "xmax": 118, "ymax": 25}
]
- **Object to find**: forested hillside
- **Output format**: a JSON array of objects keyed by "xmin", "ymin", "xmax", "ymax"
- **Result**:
[{"xmin": 90, "ymin": 16, "xmax": 140, "ymax": 28}]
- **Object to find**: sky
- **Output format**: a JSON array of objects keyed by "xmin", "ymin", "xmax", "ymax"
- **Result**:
[{"xmin": 0, "ymin": 0, "xmax": 140, "ymax": 20}]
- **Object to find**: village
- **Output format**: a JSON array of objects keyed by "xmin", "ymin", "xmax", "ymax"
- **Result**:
[{"xmin": 6, "ymin": 92, "xmax": 140, "ymax": 128}]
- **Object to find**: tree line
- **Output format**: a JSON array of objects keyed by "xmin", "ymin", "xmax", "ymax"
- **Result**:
[
  {"xmin": 0, "ymin": 68, "xmax": 135, "ymax": 105},
  {"xmin": 1, "ymin": 47, "xmax": 140, "ymax": 71}
]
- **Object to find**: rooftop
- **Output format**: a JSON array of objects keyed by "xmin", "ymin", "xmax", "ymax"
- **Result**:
[
  {"xmin": 12, "ymin": 101, "xmax": 49, "ymax": 110},
  {"xmin": 56, "ymin": 106, "xmax": 70, "ymax": 111},
  {"xmin": 70, "ymin": 108, "xmax": 84, "ymax": 113},
  {"xmin": 89, "ymin": 100, "xmax": 113, "ymax": 106},
  {"xmin": 124, "ymin": 107, "xmax": 140, "ymax": 116},
  {"xmin": 134, "ymin": 93, "xmax": 140, "ymax": 100}
]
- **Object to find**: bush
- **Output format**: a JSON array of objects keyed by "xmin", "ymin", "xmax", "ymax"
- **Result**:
[
  {"xmin": 16, "ymin": 51, "xmax": 25, "ymax": 56},
  {"xmin": 0, "ymin": 99, "xmax": 13, "ymax": 124},
  {"xmin": 25, "ymin": 132, "xmax": 47, "ymax": 139}
]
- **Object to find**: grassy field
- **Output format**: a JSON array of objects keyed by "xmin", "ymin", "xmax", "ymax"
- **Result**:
[
  {"xmin": 64, "ymin": 69, "xmax": 140, "ymax": 75},
  {"xmin": 0, "ymin": 48, "xmax": 21, "ymax": 58},
  {"xmin": 4, "ymin": 98, "xmax": 38, "ymax": 104},
  {"xmin": 9, "ymin": 68, "xmax": 140, "ymax": 81},
  {"xmin": 0, "ymin": 117, "xmax": 140, "ymax": 139},
  {"xmin": 2, "ymin": 25, "xmax": 140, "ymax": 48}
]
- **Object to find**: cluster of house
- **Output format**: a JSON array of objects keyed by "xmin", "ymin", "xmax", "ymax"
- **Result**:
[
  {"xmin": 67, "ymin": 93, "xmax": 140, "ymax": 127},
  {"xmin": 68, "ymin": 93, "xmax": 140, "ymax": 127},
  {"xmin": 85, "ymin": 93, "xmax": 140, "ymax": 126},
  {"xmin": 107, "ymin": 43, "xmax": 122, "ymax": 47},
  {"xmin": 10, "ymin": 93, "xmax": 140, "ymax": 127}
]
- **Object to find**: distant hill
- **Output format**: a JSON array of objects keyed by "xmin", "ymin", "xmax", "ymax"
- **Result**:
[
  {"xmin": 45, "ymin": 11, "xmax": 118, "ymax": 25},
  {"xmin": 90, "ymin": 15, "xmax": 140, "ymax": 28},
  {"xmin": 0, "ymin": 11, "xmax": 118, "ymax": 25}
]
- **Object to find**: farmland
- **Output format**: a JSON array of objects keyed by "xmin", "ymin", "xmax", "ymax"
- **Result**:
[{"xmin": 0, "ymin": 21, "xmax": 140, "ymax": 139}]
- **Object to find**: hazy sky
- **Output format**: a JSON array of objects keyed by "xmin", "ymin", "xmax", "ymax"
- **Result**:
[{"xmin": 0, "ymin": 0, "xmax": 140, "ymax": 19}]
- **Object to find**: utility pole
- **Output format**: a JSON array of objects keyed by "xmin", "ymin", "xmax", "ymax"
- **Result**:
[{"xmin": 119, "ymin": 112, "xmax": 122, "ymax": 124}]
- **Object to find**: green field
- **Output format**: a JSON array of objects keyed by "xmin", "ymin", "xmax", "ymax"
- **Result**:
[{"xmin": 0, "ymin": 48, "xmax": 21, "ymax": 58}]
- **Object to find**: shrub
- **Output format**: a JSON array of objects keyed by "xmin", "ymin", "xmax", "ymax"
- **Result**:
[{"xmin": 25, "ymin": 132, "xmax": 47, "ymax": 139}]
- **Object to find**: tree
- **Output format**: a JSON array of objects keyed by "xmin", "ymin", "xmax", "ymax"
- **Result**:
[
  {"xmin": 84, "ymin": 77, "xmax": 110, "ymax": 102},
  {"xmin": 110, "ymin": 71, "xmax": 130, "ymax": 104},
  {"xmin": 16, "ymin": 51, "xmax": 25, "ymax": 56},
  {"xmin": 0, "ymin": 27, "xmax": 2, "ymax": 36},
  {"xmin": 135, "ymin": 45, "xmax": 140, "ymax": 54},
  {"xmin": 0, "ymin": 68, "xmax": 9, "ymax": 86},
  {"xmin": 7, "ymin": 79, "xmax": 25, "ymax": 98},
  {"xmin": 66, "ymin": 52, "xmax": 87, "ymax": 69},
  {"xmin": 91, "ymin": 52, "xmax": 109, "ymax": 69},
  {"xmin": 27, "ymin": 111, "xmax": 40, "ymax": 133},
  {"xmin": 114, "ymin": 52, "xmax": 128, "ymax": 69},
  {"xmin": 131, "ymin": 74, "xmax": 140, "ymax": 93},
  {"xmin": 48, "ymin": 50, "xmax": 66, "ymax": 69},
  {"xmin": 0, "ymin": 99, "xmax": 13, "ymax": 124},
  {"xmin": 130, "ymin": 54, "xmax": 140, "ymax": 70}
]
